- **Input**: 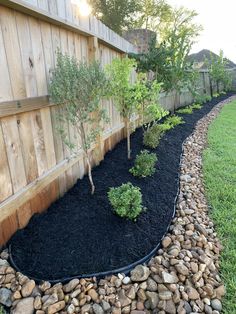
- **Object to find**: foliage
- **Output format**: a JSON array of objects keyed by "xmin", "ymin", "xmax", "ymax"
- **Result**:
[
  {"xmin": 205, "ymin": 50, "xmax": 233, "ymax": 94},
  {"xmin": 143, "ymin": 123, "xmax": 164, "ymax": 148},
  {"xmin": 131, "ymin": 8, "xmax": 202, "ymax": 94},
  {"xmin": 203, "ymin": 100, "xmax": 236, "ymax": 313},
  {"xmin": 194, "ymin": 94, "xmax": 212, "ymax": 104},
  {"xmin": 129, "ymin": 150, "xmax": 157, "ymax": 177},
  {"xmin": 212, "ymin": 92, "xmax": 219, "ymax": 98},
  {"xmin": 165, "ymin": 115, "xmax": 184, "ymax": 128},
  {"xmin": 0, "ymin": 306, "xmax": 4, "ymax": 314},
  {"xmin": 177, "ymin": 106, "xmax": 193, "ymax": 114},
  {"xmin": 132, "ymin": 0, "xmax": 172, "ymax": 31},
  {"xmin": 89, "ymin": 0, "xmax": 139, "ymax": 34},
  {"xmin": 190, "ymin": 103, "xmax": 202, "ymax": 110},
  {"xmin": 135, "ymin": 74, "xmax": 168, "ymax": 131},
  {"xmin": 49, "ymin": 51, "xmax": 109, "ymax": 194},
  {"xmin": 106, "ymin": 58, "xmax": 138, "ymax": 159},
  {"xmin": 108, "ymin": 182, "xmax": 144, "ymax": 220}
]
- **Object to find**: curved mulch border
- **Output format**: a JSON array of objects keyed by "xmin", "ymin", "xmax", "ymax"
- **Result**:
[
  {"xmin": 8, "ymin": 93, "xmax": 234, "ymax": 282},
  {"xmin": 0, "ymin": 95, "xmax": 235, "ymax": 314}
]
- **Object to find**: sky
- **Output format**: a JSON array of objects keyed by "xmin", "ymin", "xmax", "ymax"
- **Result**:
[{"xmin": 167, "ymin": 0, "xmax": 236, "ymax": 62}]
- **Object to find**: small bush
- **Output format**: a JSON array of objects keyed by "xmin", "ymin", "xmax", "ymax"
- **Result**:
[
  {"xmin": 195, "ymin": 94, "xmax": 212, "ymax": 104},
  {"xmin": 108, "ymin": 183, "xmax": 144, "ymax": 220},
  {"xmin": 213, "ymin": 92, "xmax": 220, "ymax": 98},
  {"xmin": 165, "ymin": 115, "xmax": 184, "ymax": 128},
  {"xmin": 143, "ymin": 124, "xmax": 164, "ymax": 148},
  {"xmin": 177, "ymin": 106, "xmax": 193, "ymax": 114},
  {"xmin": 190, "ymin": 103, "xmax": 202, "ymax": 110},
  {"xmin": 130, "ymin": 150, "xmax": 157, "ymax": 178}
]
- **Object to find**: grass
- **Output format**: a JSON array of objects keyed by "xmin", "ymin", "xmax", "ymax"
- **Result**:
[{"xmin": 203, "ymin": 100, "xmax": 236, "ymax": 314}]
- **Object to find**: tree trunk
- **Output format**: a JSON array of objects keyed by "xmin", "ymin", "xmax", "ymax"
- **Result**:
[
  {"xmin": 85, "ymin": 152, "xmax": 95, "ymax": 195},
  {"xmin": 125, "ymin": 119, "xmax": 131, "ymax": 160}
]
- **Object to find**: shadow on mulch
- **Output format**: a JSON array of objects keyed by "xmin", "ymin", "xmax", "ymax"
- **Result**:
[{"xmin": 8, "ymin": 93, "xmax": 234, "ymax": 281}]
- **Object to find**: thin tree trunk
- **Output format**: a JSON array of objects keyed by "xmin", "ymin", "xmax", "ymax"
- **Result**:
[
  {"xmin": 85, "ymin": 152, "xmax": 95, "ymax": 195},
  {"xmin": 125, "ymin": 119, "xmax": 131, "ymax": 159}
]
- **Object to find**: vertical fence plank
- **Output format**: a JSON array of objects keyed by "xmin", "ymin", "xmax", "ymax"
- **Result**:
[
  {"xmin": 0, "ymin": 123, "xmax": 12, "ymax": 202},
  {"xmin": 15, "ymin": 12, "xmax": 38, "ymax": 97},
  {"xmin": 1, "ymin": 116, "xmax": 27, "ymax": 193},
  {"xmin": 0, "ymin": 7, "xmax": 26, "ymax": 98}
]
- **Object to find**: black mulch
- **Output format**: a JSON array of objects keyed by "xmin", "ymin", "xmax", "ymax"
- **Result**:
[{"xmin": 8, "ymin": 93, "xmax": 233, "ymax": 281}]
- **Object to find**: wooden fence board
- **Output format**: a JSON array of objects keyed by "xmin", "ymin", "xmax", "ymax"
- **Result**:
[
  {"xmin": 0, "ymin": 123, "xmax": 12, "ymax": 202},
  {"xmin": 1, "ymin": 116, "xmax": 27, "ymax": 193},
  {"xmin": 0, "ymin": 7, "xmax": 26, "ymax": 98}
]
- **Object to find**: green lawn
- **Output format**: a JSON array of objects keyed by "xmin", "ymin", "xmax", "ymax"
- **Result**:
[{"xmin": 203, "ymin": 100, "xmax": 236, "ymax": 314}]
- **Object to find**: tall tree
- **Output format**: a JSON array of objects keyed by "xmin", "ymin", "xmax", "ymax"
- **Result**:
[
  {"xmin": 133, "ymin": 0, "xmax": 172, "ymax": 31},
  {"xmin": 89, "ymin": 0, "xmax": 139, "ymax": 34}
]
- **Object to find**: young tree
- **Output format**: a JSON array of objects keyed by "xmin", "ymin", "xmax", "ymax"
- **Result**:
[
  {"xmin": 106, "ymin": 58, "xmax": 138, "ymax": 159},
  {"xmin": 135, "ymin": 73, "xmax": 167, "ymax": 131},
  {"xmin": 49, "ymin": 52, "xmax": 108, "ymax": 194},
  {"xmin": 206, "ymin": 50, "xmax": 233, "ymax": 95}
]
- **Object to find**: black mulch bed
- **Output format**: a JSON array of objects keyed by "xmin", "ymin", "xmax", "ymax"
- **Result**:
[{"xmin": 8, "ymin": 93, "xmax": 234, "ymax": 282}]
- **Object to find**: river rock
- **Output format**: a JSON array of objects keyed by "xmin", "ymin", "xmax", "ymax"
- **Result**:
[
  {"xmin": 12, "ymin": 297, "xmax": 34, "ymax": 314},
  {"xmin": 130, "ymin": 265, "xmax": 150, "ymax": 282},
  {"xmin": 0, "ymin": 288, "xmax": 12, "ymax": 307}
]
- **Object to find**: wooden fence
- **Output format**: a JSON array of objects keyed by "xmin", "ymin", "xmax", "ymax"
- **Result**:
[
  {"xmin": 0, "ymin": 0, "xmax": 222, "ymax": 246},
  {"xmin": 0, "ymin": 0, "xmax": 137, "ymax": 245}
]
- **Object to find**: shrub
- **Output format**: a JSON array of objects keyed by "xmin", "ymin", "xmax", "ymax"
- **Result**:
[
  {"xmin": 165, "ymin": 115, "xmax": 184, "ymax": 128},
  {"xmin": 195, "ymin": 94, "xmax": 212, "ymax": 104},
  {"xmin": 177, "ymin": 106, "xmax": 193, "ymax": 114},
  {"xmin": 108, "ymin": 183, "xmax": 144, "ymax": 220},
  {"xmin": 213, "ymin": 92, "xmax": 220, "ymax": 98},
  {"xmin": 191, "ymin": 103, "xmax": 202, "ymax": 110},
  {"xmin": 130, "ymin": 150, "xmax": 157, "ymax": 178},
  {"xmin": 143, "ymin": 123, "xmax": 164, "ymax": 148}
]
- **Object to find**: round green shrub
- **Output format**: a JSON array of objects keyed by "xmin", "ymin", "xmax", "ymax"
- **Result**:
[
  {"xmin": 143, "ymin": 124, "xmax": 164, "ymax": 148},
  {"xmin": 130, "ymin": 150, "xmax": 157, "ymax": 178},
  {"xmin": 108, "ymin": 182, "xmax": 144, "ymax": 220}
]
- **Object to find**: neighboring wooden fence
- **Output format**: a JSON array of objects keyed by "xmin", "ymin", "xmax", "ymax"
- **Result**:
[{"xmin": 0, "ymin": 0, "xmax": 223, "ymax": 246}]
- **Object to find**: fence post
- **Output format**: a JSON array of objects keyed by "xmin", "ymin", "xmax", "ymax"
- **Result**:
[{"xmin": 88, "ymin": 36, "xmax": 104, "ymax": 165}]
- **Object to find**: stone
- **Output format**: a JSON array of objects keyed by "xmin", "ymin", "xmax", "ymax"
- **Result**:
[
  {"xmin": 118, "ymin": 289, "xmax": 131, "ymax": 307},
  {"xmin": 0, "ymin": 288, "xmax": 12, "ymax": 307},
  {"xmin": 159, "ymin": 291, "xmax": 172, "ymax": 301},
  {"xmin": 47, "ymin": 301, "xmax": 65, "ymax": 314},
  {"xmin": 175, "ymin": 264, "xmax": 189, "ymax": 276},
  {"xmin": 161, "ymin": 271, "xmax": 179, "ymax": 284},
  {"xmin": 184, "ymin": 301, "xmax": 192, "ymax": 314},
  {"xmin": 205, "ymin": 304, "xmax": 213, "ymax": 314},
  {"xmin": 34, "ymin": 296, "xmax": 42, "ymax": 310},
  {"xmin": 67, "ymin": 304, "xmax": 75, "ymax": 314},
  {"xmin": 81, "ymin": 304, "xmax": 91, "ymax": 313},
  {"xmin": 214, "ymin": 285, "xmax": 225, "ymax": 299},
  {"xmin": 63, "ymin": 279, "xmax": 79, "ymax": 293},
  {"xmin": 21, "ymin": 280, "xmax": 36, "ymax": 297},
  {"xmin": 162, "ymin": 236, "xmax": 172, "ymax": 248},
  {"xmin": 146, "ymin": 278, "xmax": 157, "ymax": 292},
  {"xmin": 101, "ymin": 300, "xmax": 111, "ymax": 312},
  {"xmin": 87, "ymin": 288, "xmax": 98, "ymax": 301},
  {"xmin": 145, "ymin": 291, "xmax": 159, "ymax": 309},
  {"xmin": 186, "ymin": 287, "xmax": 199, "ymax": 300},
  {"xmin": 126, "ymin": 286, "xmax": 136, "ymax": 299},
  {"xmin": 42, "ymin": 293, "xmax": 58, "ymax": 310},
  {"xmin": 165, "ymin": 299, "xmax": 176, "ymax": 314},
  {"xmin": 122, "ymin": 277, "xmax": 131, "ymax": 285},
  {"xmin": 211, "ymin": 299, "xmax": 222, "ymax": 311},
  {"xmin": 195, "ymin": 224, "xmax": 207, "ymax": 236},
  {"xmin": 130, "ymin": 265, "xmax": 150, "ymax": 282},
  {"xmin": 130, "ymin": 311, "xmax": 145, "ymax": 314},
  {"xmin": 121, "ymin": 305, "xmax": 130, "ymax": 313},
  {"xmin": 12, "ymin": 297, "xmax": 34, "ymax": 314},
  {"xmin": 39, "ymin": 281, "xmax": 51, "ymax": 292}
]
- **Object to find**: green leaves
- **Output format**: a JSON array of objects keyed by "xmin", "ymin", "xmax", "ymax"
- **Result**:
[
  {"xmin": 108, "ymin": 182, "xmax": 144, "ymax": 220},
  {"xmin": 129, "ymin": 150, "xmax": 157, "ymax": 178}
]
